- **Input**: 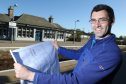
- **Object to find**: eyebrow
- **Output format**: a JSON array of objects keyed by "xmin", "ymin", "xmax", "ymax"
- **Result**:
[{"xmin": 91, "ymin": 17, "xmax": 108, "ymax": 19}]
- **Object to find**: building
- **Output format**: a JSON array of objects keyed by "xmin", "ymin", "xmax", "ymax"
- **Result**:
[{"xmin": 0, "ymin": 6, "xmax": 68, "ymax": 42}]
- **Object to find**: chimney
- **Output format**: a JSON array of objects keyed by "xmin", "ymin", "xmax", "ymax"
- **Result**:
[
  {"xmin": 48, "ymin": 16, "xmax": 53, "ymax": 23},
  {"xmin": 8, "ymin": 6, "xmax": 14, "ymax": 20}
]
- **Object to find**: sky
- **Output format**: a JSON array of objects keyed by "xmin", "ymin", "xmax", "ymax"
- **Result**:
[{"xmin": 0, "ymin": 0, "xmax": 125, "ymax": 37}]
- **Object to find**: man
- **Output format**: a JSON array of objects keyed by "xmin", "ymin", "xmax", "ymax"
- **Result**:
[{"xmin": 14, "ymin": 4, "xmax": 121, "ymax": 84}]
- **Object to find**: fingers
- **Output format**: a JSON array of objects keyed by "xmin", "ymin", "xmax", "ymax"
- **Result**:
[
  {"xmin": 14, "ymin": 63, "xmax": 26, "ymax": 78},
  {"xmin": 52, "ymin": 40, "xmax": 59, "ymax": 50},
  {"xmin": 14, "ymin": 63, "xmax": 22, "ymax": 68},
  {"xmin": 14, "ymin": 63, "xmax": 22, "ymax": 73},
  {"xmin": 14, "ymin": 63, "xmax": 22, "ymax": 78},
  {"xmin": 13, "ymin": 63, "xmax": 35, "ymax": 81}
]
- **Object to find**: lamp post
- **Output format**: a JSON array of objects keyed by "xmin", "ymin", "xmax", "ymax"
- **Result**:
[
  {"xmin": 9, "ymin": 4, "xmax": 18, "ymax": 43},
  {"xmin": 73, "ymin": 20, "xmax": 79, "ymax": 44}
]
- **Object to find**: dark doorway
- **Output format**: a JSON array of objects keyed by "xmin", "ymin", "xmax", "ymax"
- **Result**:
[{"xmin": 35, "ymin": 31, "xmax": 42, "ymax": 41}]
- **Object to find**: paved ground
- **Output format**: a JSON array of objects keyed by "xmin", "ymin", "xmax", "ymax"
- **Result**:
[
  {"xmin": 0, "ymin": 40, "xmax": 85, "ymax": 47},
  {"xmin": 0, "ymin": 40, "xmax": 40, "ymax": 47}
]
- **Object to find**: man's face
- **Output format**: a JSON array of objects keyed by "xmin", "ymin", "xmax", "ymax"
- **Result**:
[{"xmin": 91, "ymin": 10, "xmax": 111, "ymax": 39}]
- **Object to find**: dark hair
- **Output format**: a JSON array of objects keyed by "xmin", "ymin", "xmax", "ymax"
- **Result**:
[{"xmin": 90, "ymin": 4, "xmax": 115, "ymax": 23}]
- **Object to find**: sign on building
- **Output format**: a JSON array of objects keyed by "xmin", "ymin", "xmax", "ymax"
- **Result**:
[{"xmin": 9, "ymin": 21, "xmax": 17, "ymax": 28}]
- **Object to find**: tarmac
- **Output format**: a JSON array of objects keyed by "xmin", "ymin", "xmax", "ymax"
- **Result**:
[
  {"xmin": 0, "ymin": 40, "xmax": 40, "ymax": 47},
  {"xmin": 0, "ymin": 40, "xmax": 84, "ymax": 48}
]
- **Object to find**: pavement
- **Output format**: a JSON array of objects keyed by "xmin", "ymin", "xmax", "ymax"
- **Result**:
[
  {"xmin": 0, "ymin": 40, "xmax": 86, "ymax": 51},
  {"xmin": 0, "ymin": 40, "xmax": 85, "ymax": 48},
  {"xmin": 0, "ymin": 40, "xmax": 40, "ymax": 47}
]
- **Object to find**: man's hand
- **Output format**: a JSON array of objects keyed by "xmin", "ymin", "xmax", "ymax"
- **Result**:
[
  {"xmin": 14, "ymin": 63, "xmax": 35, "ymax": 81},
  {"xmin": 52, "ymin": 40, "xmax": 59, "ymax": 50}
]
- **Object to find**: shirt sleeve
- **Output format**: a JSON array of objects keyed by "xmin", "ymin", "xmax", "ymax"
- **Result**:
[
  {"xmin": 58, "ymin": 46, "xmax": 86, "ymax": 60},
  {"xmin": 33, "ymin": 50, "xmax": 121, "ymax": 84}
]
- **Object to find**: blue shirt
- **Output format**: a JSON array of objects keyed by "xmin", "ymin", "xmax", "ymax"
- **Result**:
[{"xmin": 33, "ymin": 34, "xmax": 121, "ymax": 84}]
